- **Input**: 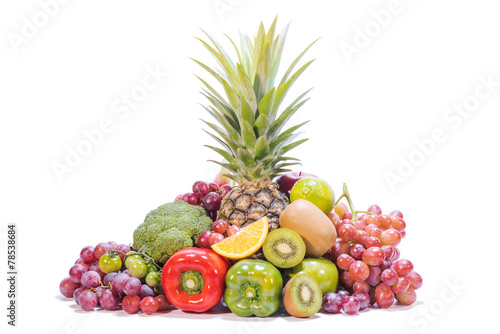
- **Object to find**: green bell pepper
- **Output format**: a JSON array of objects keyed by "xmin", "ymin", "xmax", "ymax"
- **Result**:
[{"xmin": 224, "ymin": 259, "xmax": 283, "ymax": 317}]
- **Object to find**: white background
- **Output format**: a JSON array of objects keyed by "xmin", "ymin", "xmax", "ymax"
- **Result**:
[{"xmin": 1, "ymin": 0, "xmax": 499, "ymax": 333}]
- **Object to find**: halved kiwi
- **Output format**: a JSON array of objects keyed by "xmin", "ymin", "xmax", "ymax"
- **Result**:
[
  {"xmin": 263, "ymin": 228, "xmax": 306, "ymax": 268},
  {"xmin": 283, "ymin": 273, "xmax": 322, "ymax": 317}
]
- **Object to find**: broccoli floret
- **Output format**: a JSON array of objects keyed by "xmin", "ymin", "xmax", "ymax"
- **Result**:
[{"xmin": 133, "ymin": 201, "xmax": 212, "ymax": 263}]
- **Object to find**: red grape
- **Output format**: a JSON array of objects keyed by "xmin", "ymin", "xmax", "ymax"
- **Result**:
[
  {"xmin": 110, "ymin": 273, "xmax": 129, "ymax": 293},
  {"xmin": 381, "ymin": 245, "xmax": 394, "ymax": 260},
  {"xmin": 342, "ymin": 296, "xmax": 360, "ymax": 315},
  {"xmin": 349, "ymin": 244, "xmax": 365, "ymax": 260},
  {"xmin": 122, "ymin": 295, "xmax": 141, "ymax": 314},
  {"xmin": 396, "ymin": 288, "xmax": 417, "ymax": 305},
  {"xmin": 380, "ymin": 229, "xmax": 402, "ymax": 246},
  {"xmin": 94, "ymin": 242, "xmax": 112, "ymax": 260},
  {"xmin": 174, "ymin": 194, "xmax": 183, "ymax": 201},
  {"xmin": 381, "ymin": 269, "xmax": 398, "ymax": 286},
  {"xmin": 390, "ymin": 247, "xmax": 400, "ymax": 261},
  {"xmin": 353, "ymin": 220, "xmax": 366, "ymax": 230},
  {"xmin": 69, "ymin": 264, "xmax": 88, "ymax": 283},
  {"xmin": 375, "ymin": 283, "xmax": 395, "ymax": 309},
  {"xmin": 339, "ymin": 271, "xmax": 355, "ymax": 289},
  {"xmin": 353, "ymin": 291, "xmax": 370, "ymax": 310},
  {"xmin": 343, "ymin": 212, "xmax": 352, "ymax": 220},
  {"xmin": 73, "ymin": 287, "xmax": 86, "ymax": 305},
  {"xmin": 219, "ymin": 184, "xmax": 232, "ymax": 198},
  {"xmin": 208, "ymin": 182, "xmax": 219, "ymax": 193},
  {"xmin": 212, "ymin": 220, "xmax": 230, "ymax": 234},
  {"xmin": 338, "ymin": 219, "xmax": 353, "ymax": 228},
  {"xmin": 202, "ymin": 192, "xmax": 221, "ymax": 212},
  {"xmin": 226, "ymin": 225, "xmax": 241, "ymax": 237},
  {"xmin": 380, "ymin": 260, "xmax": 392, "ymax": 271},
  {"xmin": 192, "ymin": 181, "xmax": 209, "ymax": 198},
  {"xmin": 365, "ymin": 236, "xmax": 381, "ymax": 248},
  {"xmin": 337, "ymin": 254, "xmax": 355, "ymax": 271},
  {"xmin": 100, "ymin": 289, "xmax": 120, "ymax": 310},
  {"xmin": 362, "ymin": 247, "xmax": 385, "ymax": 266},
  {"xmin": 358, "ymin": 213, "xmax": 369, "ymax": 221},
  {"xmin": 392, "ymin": 277, "xmax": 410, "ymax": 294},
  {"xmin": 366, "ymin": 266, "xmax": 382, "ymax": 286},
  {"xmin": 337, "ymin": 289, "xmax": 350, "ymax": 300},
  {"xmin": 391, "ymin": 216, "xmax": 406, "ymax": 232},
  {"xmin": 339, "ymin": 224, "xmax": 356, "ymax": 242},
  {"xmin": 366, "ymin": 215, "xmax": 381, "ymax": 227},
  {"xmin": 78, "ymin": 290, "xmax": 98, "ymax": 311},
  {"xmin": 103, "ymin": 272, "xmax": 117, "ymax": 286},
  {"xmin": 322, "ymin": 292, "xmax": 343, "ymax": 314},
  {"xmin": 367, "ymin": 205, "xmax": 382, "ymax": 215},
  {"xmin": 349, "ymin": 261, "xmax": 370, "ymax": 282},
  {"xmin": 353, "ymin": 281, "xmax": 370, "ymax": 293},
  {"xmin": 365, "ymin": 224, "xmax": 382, "ymax": 238},
  {"xmin": 354, "ymin": 230, "xmax": 369, "ymax": 246},
  {"xmin": 80, "ymin": 246, "xmax": 96, "ymax": 265},
  {"xmin": 155, "ymin": 295, "xmax": 170, "ymax": 311},
  {"xmin": 140, "ymin": 296, "xmax": 159, "ymax": 315},
  {"xmin": 197, "ymin": 230, "xmax": 212, "ymax": 248},
  {"xmin": 409, "ymin": 271, "xmax": 423, "ymax": 290},
  {"xmin": 331, "ymin": 240, "xmax": 351, "ymax": 259},
  {"xmin": 379, "ymin": 214, "xmax": 393, "ymax": 230},
  {"xmin": 74, "ymin": 259, "xmax": 90, "ymax": 269},
  {"xmin": 81, "ymin": 271, "xmax": 101, "ymax": 289},
  {"xmin": 393, "ymin": 259, "xmax": 414, "ymax": 277},
  {"xmin": 208, "ymin": 232, "xmax": 225, "ymax": 246},
  {"xmin": 401, "ymin": 231, "xmax": 406, "ymax": 238},
  {"xmin": 123, "ymin": 277, "xmax": 142, "ymax": 296},
  {"xmin": 389, "ymin": 210, "xmax": 403, "ymax": 219},
  {"xmin": 59, "ymin": 277, "xmax": 81, "ymax": 298},
  {"xmin": 181, "ymin": 193, "xmax": 199, "ymax": 205}
]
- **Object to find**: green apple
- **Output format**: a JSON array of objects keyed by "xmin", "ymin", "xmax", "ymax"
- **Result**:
[{"xmin": 286, "ymin": 258, "xmax": 338, "ymax": 295}]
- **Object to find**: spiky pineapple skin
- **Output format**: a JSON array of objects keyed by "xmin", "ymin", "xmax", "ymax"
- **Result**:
[{"xmin": 217, "ymin": 183, "xmax": 289, "ymax": 232}]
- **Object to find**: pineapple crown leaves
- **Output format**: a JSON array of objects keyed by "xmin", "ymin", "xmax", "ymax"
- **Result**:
[{"xmin": 193, "ymin": 17, "xmax": 318, "ymax": 184}]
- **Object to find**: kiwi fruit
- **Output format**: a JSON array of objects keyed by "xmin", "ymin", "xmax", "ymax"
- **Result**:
[
  {"xmin": 283, "ymin": 273, "xmax": 322, "ymax": 317},
  {"xmin": 263, "ymin": 228, "xmax": 306, "ymax": 268}
]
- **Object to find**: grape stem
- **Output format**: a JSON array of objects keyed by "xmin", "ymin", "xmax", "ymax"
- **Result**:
[
  {"xmin": 109, "ymin": 249, "xmax": 162, "ymax": 272},
  {"xmin": 90, "ymin": 281, "xmax": 112, "ymax": 292},
  {"xmin": 335, "ymin": 183, "xmax": 374, "ymax": 222}
]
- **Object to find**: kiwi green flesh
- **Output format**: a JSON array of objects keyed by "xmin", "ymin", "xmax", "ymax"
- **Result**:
[
  {"xmin": 263, "ymin": 229, "xmax": 306, "ymax": 268},
  {"xmin": 289, "ymin": 274, "xmax": 322, "ymax": 316}
]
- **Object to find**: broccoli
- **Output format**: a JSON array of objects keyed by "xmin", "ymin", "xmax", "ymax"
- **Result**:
[{"xmin": 133, "ymin": 201, "xmax": 212, "ymax": 263}]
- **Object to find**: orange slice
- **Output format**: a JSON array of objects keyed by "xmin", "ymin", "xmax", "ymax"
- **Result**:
[{"xmin": 211, "ymin": 217, "xmax": 269, "ymax": 260}]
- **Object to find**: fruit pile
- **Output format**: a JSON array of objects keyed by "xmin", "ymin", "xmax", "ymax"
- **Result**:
[{"xmin": 58, "ymin": 19, "xmax": 423, "ymax": 318}]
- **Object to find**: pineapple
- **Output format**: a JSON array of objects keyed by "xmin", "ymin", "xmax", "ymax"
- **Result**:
[{"xmin": 194, "ymin": 18, "xmax": 317, "ymax": 231}]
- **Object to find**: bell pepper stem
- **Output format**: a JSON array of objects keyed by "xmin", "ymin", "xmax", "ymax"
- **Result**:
[{"xmin": 180, "ymin": 270, "xmax": 204, "ymax": 295}]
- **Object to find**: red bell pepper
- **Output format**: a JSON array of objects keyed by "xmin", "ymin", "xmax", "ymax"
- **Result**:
[{"xmin": 161, "ymin": 247, "xmax": 229, "ymax": 312}]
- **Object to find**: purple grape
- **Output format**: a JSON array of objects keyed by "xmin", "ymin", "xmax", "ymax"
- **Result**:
[
  {"xmin": 80, "ymin": 246, "xmax": 96, "ymax": 265},
  {"xmin": 111, "ymin": 273, "xmax": 129, "ymax": 293},
  {"xmin": 353, "ymin": 291, "xmax": 370, "ymax": 310},
  {"xmin": 103, "ymin": 272, "xmax": 117, "ymax": 286},
  {"xmin": 337, "ymin": 290, "xmax": 350, "ymax": 301},
  {"xmin": 78, "ymin": 290, "xmax": 98, "ymax": 311},
  {"xmin": 182, "ymin": 193, "xmax": 199, "ymax": 205},
  {"xmin": 123, "ymin": 277, "xmax": 142, "ymax": 296},
  {"xmin": 202, "ymin": 192, "xmax": 221, "ymax": 212},
  {"xmin": 192, "ymin": 181, "xmax": 209, "ymax": 198},
  {"xmin": 89, "ymin": 261, "xmax": 106, "ymax": 280},
  {"xmin": 322, "ymin": 292, "xmax": 343, "ymax": 314},
  {"xmin": 114, "ymin": 244, "xmax": 131, "ymax": 261},
  {"xmin": 138, "ymin": 284, "xmax": 156, "ymax": 299},
  {"xmin": 121, "ymin": 269, "xmax": 131, "ymax": 277},
  {"xmin": 99, "ymin": 289, "xmax": 120, "ymax": 310},
  {"xmin": 94, "ymin": 242, "xmax": 112, "ymax": 260},
  {"xmin": 81, "ymin": 271, "xmax": 101, "ymax": 289},
  {"xmin": 69, "ymin": 264, "xmax": 88, "ymax": 283},
  {"xmin": 108, "ymin": 241, "xmax": 118, "ymax": 247},
  {"xmin": 59, "ymin": 277, "xmax": 81, "ymax": 298},
  {"xmin": 342, "ymin": 296, "xmax": 361, "ymax": 315},
  {"xmin": 73, "ymin": 287, "xmax": 86, "ymax": 305}
]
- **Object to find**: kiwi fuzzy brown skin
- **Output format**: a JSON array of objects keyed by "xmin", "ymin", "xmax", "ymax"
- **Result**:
[
  {"xmin": 263, "ymin": 228, "xmax": 306, "ymax": 268},
  {"xmin": 283, "ymin": 273, "xmax": 322, "ymax": 318}
]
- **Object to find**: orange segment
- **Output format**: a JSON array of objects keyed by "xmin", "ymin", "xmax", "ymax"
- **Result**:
[{"xmin": 211, "ymin": 217, "xmax": 269, "ymax": 260}]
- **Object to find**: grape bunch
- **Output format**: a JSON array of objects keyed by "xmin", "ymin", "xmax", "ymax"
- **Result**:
[
  {"xmin": 197, "ymin": 219, "xmax": 242, "ymax": 248},
  {"xmin": 328, "ymin": 204, "xmax": 423, "ymax": 314},
  {"xmin": 175, "ymin": 180, "xmax": 232, "ymax": 221},
  {"xmin": 59, "ymin": 242, "xmax": 170, "ymax": 314}
]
